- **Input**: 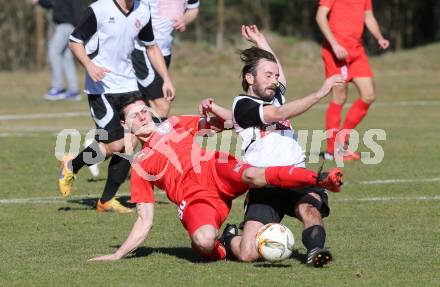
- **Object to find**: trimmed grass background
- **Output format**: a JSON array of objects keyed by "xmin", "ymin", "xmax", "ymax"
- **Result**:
[{"xmin": 0, "ymin": 37, "xmax": 439, "ymax": 286}]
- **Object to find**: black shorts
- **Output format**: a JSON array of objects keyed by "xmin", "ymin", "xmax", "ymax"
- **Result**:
[
  {"xmin": 132, "ymin": 48, "xmax": 171, "ymax": 101},
  {"xmin": 88, "ymin": 91, "xmax": 140, "ymax": 143},
  {"xmin": 243, "ymin": 186, "xmax": 330, "ymax": 225}
]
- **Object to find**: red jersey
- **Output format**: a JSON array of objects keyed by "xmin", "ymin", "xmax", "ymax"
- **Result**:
[
  {"xmin": 130, "ymin": 115, "xmax": 235, "ymax": 205},
  {"xmin": 320, "ymin": 0, "xmax": 372, "ymax": 49}
]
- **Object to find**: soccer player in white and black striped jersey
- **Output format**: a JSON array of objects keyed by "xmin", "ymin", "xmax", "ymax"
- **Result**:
[
  {"xmin": 58, "ymin": 0, "xmax": 175, "ymax": 213},
  {"xmin": 132, "ymin": 0, "xmax": 200, "ymax": 121},
  {"xmin": 200, "ymin": 25, "xmax": 344, "ymax": 267}
]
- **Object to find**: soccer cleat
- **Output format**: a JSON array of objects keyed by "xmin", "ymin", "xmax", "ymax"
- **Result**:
[
  {"xmin": 44, "ymin": 88, "xmax": 66, "ymax": 101},
  {"xmin": 323, "ymin": 149, "xmax": 361, "ymax": 162},
  {"xmin": 58, "ymin": 154, "xmax": 76, "ymax": 197},
  {"xmin": 317, "ymin": 168, "xmax": 343, "ymax": 192},
  {"xmin": 218, "ymin": 223, "xmax": 238, "ymax": 244},
  {"xmin": 306, "ymin": 247, "xmax": 333, "ymax": 267},
  {"xmin": 96, "ymin": 198, "xmax": 133, "ymax": 213},
  {"xmin": 62, "ymin": 91, "xmax": 81, "ymax": 101}
]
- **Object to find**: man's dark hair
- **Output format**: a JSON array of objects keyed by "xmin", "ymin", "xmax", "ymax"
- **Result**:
[
  {"xmin": 117, "ymin": 92, "xmax": 146, "ymax": 120},
  {"xmin": 240, "ymin": 46, "xmax": 276, "ymax": 92}
]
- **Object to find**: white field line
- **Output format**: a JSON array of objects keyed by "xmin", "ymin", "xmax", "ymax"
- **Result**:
[
  {"xmin": 0, "ymin": 100, "xmax": 440, "ymax": 122},
  {"xmin": 1, "ymin": 177, "xmax": 439, "ymax": 205}
]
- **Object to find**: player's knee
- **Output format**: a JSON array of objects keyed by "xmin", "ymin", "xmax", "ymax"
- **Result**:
[
  {"xmin": 191, "ymin": 228, "xmax": 217, "ymax": 252},
  {"xmin": 361, "ymin": 91, "xmax": 376, "ymax": 104},
  {"xmin": 332, "ymin": 85, "xmax": 348, "ymax": 104},
  {"xmin": 297, "ymin": 203, "xmax": 322, "ymax": 227},
  {"xmin": 105, "ymin": 140, "xmax": 125, "ymax": 154}
]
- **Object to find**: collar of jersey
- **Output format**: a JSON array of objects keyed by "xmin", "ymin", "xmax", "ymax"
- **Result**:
[
  {"xmin": 240, "ymin": 94, "xmax": 274, "ymax": 103},
  {"xmin": 113, "ymin": 0, "xmax": 135, "ymax": 17}
]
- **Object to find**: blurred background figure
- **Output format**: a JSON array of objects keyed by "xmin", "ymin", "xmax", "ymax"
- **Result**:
[
  {"xmin": 132, "ymin": 0, "xmax": 200, "ymax": 122},
  {"xmin": 31, "ymin": 0, "xmax": 82, "ymax": 101}
]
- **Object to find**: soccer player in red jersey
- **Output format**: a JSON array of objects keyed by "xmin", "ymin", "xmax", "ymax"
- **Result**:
[
  {"xmin": 89, "ymin": 94, "xmax": 343, "ymax": 261},
  {"xmin": 316, "ymin": 0, "xmax": 389, "ymax": 161}
]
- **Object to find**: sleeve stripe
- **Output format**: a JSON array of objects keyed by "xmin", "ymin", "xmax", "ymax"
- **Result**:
[
  {"xmin": 259, "ymin": 104, "xmax": 268, "ymax": 125},
  {"xmin": 140, "ymin": 40, "xmax": 156, "ymax": 46},
  {"xmin": 69, "ymin": 35, "xmax": 84, "ymax": 44}
]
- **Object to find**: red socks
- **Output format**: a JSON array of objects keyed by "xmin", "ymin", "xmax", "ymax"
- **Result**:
[
  {"xmin": 342, "ymin": 98, "xmax": 371, "ymax": 130},
  {"xmin": 326, "ymin": 102, "xmax": 343, "ymax": 154},
  {"xmin": 326, "ymin": 99, "xmax": 371, "ymax": 153},
  {"xmin": 264, "ymin": 166, "xmax": 317, "ymax": 189}
]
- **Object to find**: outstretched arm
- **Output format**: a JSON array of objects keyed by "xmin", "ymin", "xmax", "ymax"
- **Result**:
[
  {"xmin": 364, "ymin": 11, "xmax": 390, "ymax": 50},
  {"xmin": 262, "ymin": 75, "xmax": 344, "ymax": 122},
  {"xmin": 241, "ymin": 25, "xmax": 286, "ymax": 87},
  {"xmin": 89, "ymin": 203, "xmax": 154, "ymax": 261}
]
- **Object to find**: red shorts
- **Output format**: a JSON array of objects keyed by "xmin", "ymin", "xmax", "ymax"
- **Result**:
[
  {"xmin": 322, "ymin": 44, "xmax": 373, "ymax": 81},
  {"xmin": 178, "ymin": 152, "xmax": 251, "ymax": 236}
]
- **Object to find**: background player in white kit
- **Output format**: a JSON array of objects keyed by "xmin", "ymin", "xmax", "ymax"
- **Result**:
[{"xmin": 132, "ymin": 0, "xmax": 200, "ymax": 121}]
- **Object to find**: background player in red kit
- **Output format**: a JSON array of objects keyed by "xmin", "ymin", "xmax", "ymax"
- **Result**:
[
  {"xmin": 316, "ymin": 0, "xmax": 389, "ymax": 160},
  {"xmin": 89, "ymin": 95, "xmax": 343, "ymax": 261}
]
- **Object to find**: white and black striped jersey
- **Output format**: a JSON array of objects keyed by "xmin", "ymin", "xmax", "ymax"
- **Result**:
[
  {"xmin": 232, "ymin": 83, "xmax": 306, "ymax": 168},
  {"xmin": 70, "ymin": 0, "xmax": 155, "ymax": 94},
  {"xmin": 134, "ymin": 0, "xmax": 199, "ymax": 56}
]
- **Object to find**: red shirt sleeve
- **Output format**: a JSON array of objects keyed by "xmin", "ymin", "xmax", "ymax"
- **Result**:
[
  {"xmin": 173, "ymin": 115, "xmax": 201, "ymax": 134},
  {"xmin": 319, "ymin": 0, "xmax": 335, "ymax": 8},
  {"xmin": 365, "ymin": 0, "xmax": 372, "ymax": 11},
  {"xmin": 130, "ymin": 164, "xmax": 155, "ymax": 203}
]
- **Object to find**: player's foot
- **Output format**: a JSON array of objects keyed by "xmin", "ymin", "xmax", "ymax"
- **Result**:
[
  {"xmin": 218, "ymin": 223, "xmax": 238, "ymax": 258},
  {"xmin": 306, "ymin": 247, "xmax": 333, "ymax": 267},
  {"xmin": 219, "ymin": 223, "xmax": 238, "ymax": 243},
  {"xmin": 58, "ymin": 154, "xmax": 76, "ymax": 197},
  {"xmin": 323, "ymin": 149, "xmax": 361, "ymax": 161},
  {"xmin": 44, "ymin": 88, "xmax": 66, "ymax": 101},
  {"xmin": 62, "ymin": 91, "xmax": 81, "ymax": 101},
  {"xmin": 96, "ymin": 198, "xmax": 133, "ymax": 213},
  {"xmin": 317, "ymin": 168, "xmax": 343, "ymax": 192}
]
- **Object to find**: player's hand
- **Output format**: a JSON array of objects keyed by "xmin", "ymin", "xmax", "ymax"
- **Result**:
[
  {"xmin": 85, "ymin": 62, "xmax": 110, "ymax": 82},
  {"xmin": 162, "ymin": 80, "xmax": 175, "ymax": 102},
  {"xmin": 198, "ymin": 98, "xmax": 214, "ymax": 122},
  {"xmin": 378, "ymin": 38, "xmax": 390, "ymax": 50},
  {"xmin": 241, "ymin": 25, "xmax": 267, "ymax": 46},
  {"xmin": 331, "ymin": 42, "xmax": 348, "ymax": 60},
  {"xmin": 88, "ymin": 253, "xmax": 121, "ymax": 262},
  {"xmin": 317, "ymin": 75, "xmax": 345, "ymax": 98},
  {"xmin": 173, "ymin": 17, "xmax": 186, "ymax": 32}
]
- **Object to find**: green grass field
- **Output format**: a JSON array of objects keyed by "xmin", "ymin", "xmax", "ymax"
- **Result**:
[{"xmin": 1, "ymin": 38, "xmax": 439, "ymax": 286}]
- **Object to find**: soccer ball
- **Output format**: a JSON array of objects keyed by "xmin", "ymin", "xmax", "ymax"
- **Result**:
[{"xmin": 255, "ymin": 223, "xmax": 294, "ymax": 262}]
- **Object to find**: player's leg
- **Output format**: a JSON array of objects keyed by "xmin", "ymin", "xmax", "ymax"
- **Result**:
[
  {"xmin": 293, "ymin": 190, "xmax": 332, "ymax": 267},
  {"xmin": 340, "ymin": 50, "xmax": 375, "ymax": 147},
  {"xmin": 181, "ymin": 199, "xmax": 228, "ymax": 260},
  {"xmin": 148, "ymin": 98, "xmax": 170, "ymax": 119},
  {"xmin": 321, "ymin": 45, "xmax": 348, "ymax": 156},
  {"xmin": 58, "ymin": 23, "xmax": 80, "ymax": 99},
  {"xmin": 133, "ymin": 50, "xmax": 171, "ymax": 122},
  {"xmin": 45, "ymin": 23, "xmax": 67, "ymax": 100}
]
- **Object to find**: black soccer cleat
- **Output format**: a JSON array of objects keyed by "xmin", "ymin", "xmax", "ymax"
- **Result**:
[
  {"xmin": 219, "ymin": 223, "xmax": 238, "ymax": 244},
  {"xmin": 306, "ymin": 247, "xmax": 333, "ymax": 267}
]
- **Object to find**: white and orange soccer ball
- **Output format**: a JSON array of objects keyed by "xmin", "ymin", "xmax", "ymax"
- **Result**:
[{"xmin": 255, "ymin": 223, "xmax": 295, "ymax": 262}]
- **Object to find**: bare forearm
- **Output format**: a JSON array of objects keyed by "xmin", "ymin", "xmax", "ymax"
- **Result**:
[
  {"xmin": 211, "ymin": 103, "xmax": 233, "ymax": 121},
  {"xmin": 114, "ymin": 217, "xmax": 152, "ymax": 259},
  {"xmin": 183, "ymin": 9, "xmax": 199, "ymax": 26},
  {"xmin": 365, "ymin": 13, "xmax": 385, "ymax": 41},
  {"xmin": 316, "ymin": 9, "xmax": 339, "ymax": 47},
  {"xmin": 146, "ymin": 45, "xmax": 171, "ymax": 82},
  {"xmin": 277, "ymin": 92, "xmax": 322, "ymax": 119},
  {"xmin": 69, "ymin": 42, "xmax": 92, "ymax": 69}
]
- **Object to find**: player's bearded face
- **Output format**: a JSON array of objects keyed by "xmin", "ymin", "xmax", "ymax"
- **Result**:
[
  {"xmin": 123, "ymin": 101, "xmax": 155, "ymax": 137},
  {"xmin": 252, "ymin": 60, "xmax": 279, "ymax": 100}
]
